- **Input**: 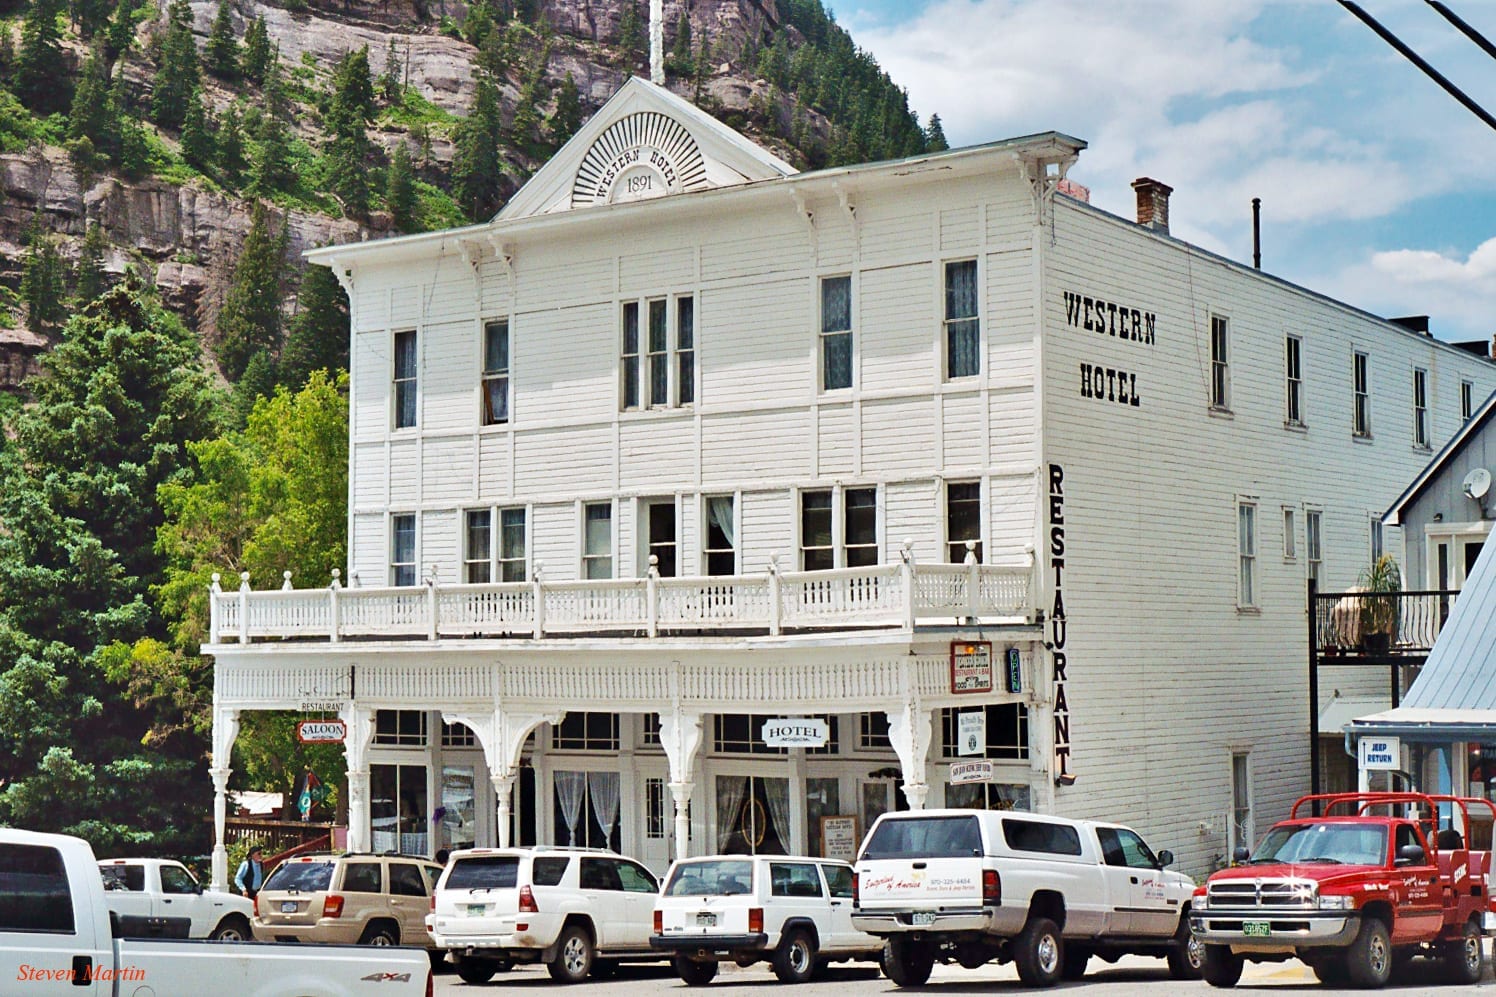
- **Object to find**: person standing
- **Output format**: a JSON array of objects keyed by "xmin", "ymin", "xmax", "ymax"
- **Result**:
[{"xmin": 235, "ymin": 845, "xmax": 265, "ymax": 900}]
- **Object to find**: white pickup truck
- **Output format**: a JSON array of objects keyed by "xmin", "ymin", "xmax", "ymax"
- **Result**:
[
  {"xmin": 98, "ymin": 856, "xmax": 254, "ymax": 940},
  {"xmin": 0, "ymin": 828, "xmax": 432, "ymax": 996},
  {"xmin": 852, "ymin": 808, "xmax": 1200, "ymax": 988}
]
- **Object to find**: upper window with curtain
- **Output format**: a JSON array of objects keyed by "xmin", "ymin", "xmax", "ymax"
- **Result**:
[
  {"xmin": 705, "ymin": 495, "xmax": 736, "ymax": 576},
  {"xmin": 393, "ymin": 330, "xmax": 417, "ymax": 429},
  {"xmin": 944, "ymin": 260, "xmax": 979, "ymax": 379},
  {"xmin": 482, "ymin": 320, "xmax": 509, "ymax": 426},
  {"xmin": 820, "ymin": 276, "xmax": 852, "ymax": 391}
]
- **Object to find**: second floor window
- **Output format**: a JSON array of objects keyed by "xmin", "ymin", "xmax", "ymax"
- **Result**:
[
  {"xmin": 1353, "ymin": 351, "xmax": 1371, "ymax": 436},
  {"xmin": 622, "ymin": 303, "xmax": 641, "ymax": 408},
  {"xmin": 499, "ymin": 508, "xmax": 526, "ymax": 582},
  {"xmin": 648, "ymin": 298, "xmax": 669, "ymax": 407},
  {"xmin": 801, "ymin": 491, "xmax": 834, "ymax": 571},
  {"xmin": 393, "ymin": 330, "xmax": 417, "ymax": 429},
  {"xmin": 821, "ymin": 276, "xmax": 852, "ymax": 391},
  {"xmin": 1210, "ymin": 315, "xmax": 1229, "ymax": 409},
  {"xmin": 1462, "ymin": 379, "xmax": 1475, "ymax": 421},
  {"xmin": 944, "ymin": 260, "xmax": 979, "ymax": 379},
  {"xmin": 583, "ymin": 503, "xmax": 613, "ymax": 579},
  {"xmin": 1306, "ymin": 508, "xmax": 1323, "ymax": 583},
  {"xmin": 1413, "ymin": 367, "xmax": 1429, "ymax": 448},
  {"xmin": 622, "ymin": 296, "xmax": 694, "ymax": 410},
  {"xmin": 1238, "ymin": 501, "xmax": 1257, "ymax": 608},
  {"xmin": 946, "ymin": 482, "xmax": 983, "ymax": 562},
  {"xmin": 482, "ymin": 320, "xmax": 509, "ymax": 425},
  {"xmin": 677, "ymin": 297, "xmax": 695, "ymax": 405},
  {"xmin": 645, "ymin": 500, "xmax": 677, "ymax": 577},
  {"xmin": 1283, "ymin": 507, "xmax": 1297, "ymax": 560},
  {"xmin": 391, "ymin": 513, "xmax": 416, "ymax": 586},
  {"xmin": 704, "ymin": 495, "xmax": 736, "ymax": 576},
  {"xmin": 1285, "ymin": 335, "xmax": 1303, "ymax": 425},
  {"xmin": 464, "ymin": 510, "xmax": 491, "ymax": 583},
  {"xmin": 844, "ymin": 488, "xmax": 878, "ymax": 567},
  {"xmin": 800, "ymin": 489, "xmax": 879, "ymax": 569}
]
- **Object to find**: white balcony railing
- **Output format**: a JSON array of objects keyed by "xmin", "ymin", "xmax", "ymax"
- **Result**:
[{"xmin": 208, "ymin": 548, "xmax": 1037, "ymax": 645}]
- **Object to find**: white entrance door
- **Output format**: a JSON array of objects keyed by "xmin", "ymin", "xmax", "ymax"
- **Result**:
[{"xmin": 638, "ymin": 769, "xmax": 673, "ymax": 871}]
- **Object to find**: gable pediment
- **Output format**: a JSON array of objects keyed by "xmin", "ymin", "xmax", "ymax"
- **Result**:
[{"xmin": 498, "ymin": 77, "xmax": 797, "ymax": 221}]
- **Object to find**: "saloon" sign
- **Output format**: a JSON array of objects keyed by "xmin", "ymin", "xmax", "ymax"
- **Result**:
[{"xmin": 296, "ymin": 720, "xmax": 347, "ymax": 744}]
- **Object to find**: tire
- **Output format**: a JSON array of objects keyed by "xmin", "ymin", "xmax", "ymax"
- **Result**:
[
  {"xmin": 1311, "ymin": 957, "xmax": 1349, "ymax": 986},
  {"xmin": 209, "ymin": 914, "xmax": 251, "ymax": 942},
  {"xmin": 1201, "ymin": 944, "xmax": 1243, "ymax": 988},
  {"xmin": 1444, "ymin": 920, "xmax": 1484, "ymax": 985},
  {"xmin": 1060, "ymin": 944, "xmax": 1089, "ymax": 981},
  {"xmin": 674, "ymin": 956, "xmax": 719, "ymax": 986},
  {"xmin": 883, "ymin": 938, "xmax": 934, "ymax": 988},
  {"xmin": 455, "ymin": 959, "xmax": 497, "ymax": 985},
  {"xmin": 1167, "ymin": 915, "xmax": 1204, "ymax": 980},
  {"xmin": 547, "ymin": 922, "xmax": 594, "ymax": 983},
  {"xmin": 1013, "ymin": 916, "xmax": 1063, "ymax": 988},
  {"xmin": 1345, "ymin": 916, "xmax": 1392, "ymax": 989},
  {"xmin": 773, "ymin": 928, "xmax": 818, "ymax": 984},
  {"xmin": 359, "ymin": 922, "xmax": 398, "ymax": 946},
  {"xmin": 427, "ymin": 949, "xmax": 447, "ymax": 974}
]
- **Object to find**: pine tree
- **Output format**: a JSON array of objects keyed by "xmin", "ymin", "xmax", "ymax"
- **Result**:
[
  {"xmin": 385, "ymin": 141, "xmax": 416, "ymax": 233},
  {"xmin": 205, "ymin": 0, "xmax": 239, "ymax": 80},
  {"xmin": 218, "ymin": 104, "xmax": 246, "ymax": 184},
  {"xmin": 924, "ymin": 113, "xmax": 948, "ymax": 152},
  {"xmin": 68, "ymin": 53, "xmax": 116, "ymax": 152},
  {"xmin": 74, "ymin": 0, "xmax": 113, "ymax": 40},
  {"xmin": 0, "ymin": 27, "xmax": 15, "ymax": 80},
  {"xmin": 105, "ymin": 0, "xmax": 138, "ymax": 60},
  {"xmin": 74, "ymin": 221, "xmax": 109, "ymax": 305},
  {"xmin": 248, "ymin": 111, "xmax": 292, "ymax": 197},
  {"xmin": 616, "ymin": 0, "xmax": 643, "ymax": 64},
  {"xmin": 241, "ymin": 14, "xmax": 270, "ymax": 84},
  {"xmin": 216, "ymin": 201, "xmax": 288, "ymax": 380},
  {"xmin": 180, "ymin": 87, "xmax": 216, "ymax": 172},
  {"xmin": 462, "ymin": 0, "xmax": 494, "ymax": 48},
  {"xmin": 279, "ymin": 261, "xmax": 349, "ymax": 390},
  {"xmin": 452, "ymin": 73, "xmax": 504, "ymax": 221},
  {"xmin": 668, "ymin": 12, "xmax": 693, "ymax": 77},
  {"xmin": 20, "ymin": 224, "xmax": 67, "ymax": 332},
  {"xmin": 323, "ymin": 46, "xmax": 375, "ymax": 216},
  {"xmin": 379, "ymin": 36, "xmax": 402, "ymax": 104},
  {"xmin": 548, "ymin": 70, "xmax": 582, "ymax": 148},
  {"xmin": 14, "ymin": 0, "xmax": 70, "ymax": 115},
  {"xmin": 117, "ymin": 114, "xmax": 151, "ymax": 178},
  {"xmin": 229, "ymin": 348, "xmax": 276, "ymax": 426},
  {"xmin": 151, "ymin": 0, "xmax": 199, "ymax": 130}
]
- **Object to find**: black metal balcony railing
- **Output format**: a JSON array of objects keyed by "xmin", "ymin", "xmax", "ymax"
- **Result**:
[{"xmin": 1312, "ymin": 589, "xmax": 1458, "ymax": 659}]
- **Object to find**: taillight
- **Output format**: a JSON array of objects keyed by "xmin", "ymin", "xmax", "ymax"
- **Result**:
[
  {"xmin": 429, "ymin": 894, "xmax": 436, "ymax": 913},
  {"xmin": 653, "ymin": 910, "xmax": 662, "ymax": 934},
  {"xmin": 852, "ymin": 871, "xmax": 860, "ymax": 906},
  {"xmin": 519, "ymin": 885, "xmax": 538, "ymax": 913},
  {"xmin": 253, "ymin": 892, "xmax": 260, "ymax": 918},
  {"xmin": 982, "ymin": 870, "xmax": 1000, "ymax": 906},
  {"xmin": 748, "ymin": 907, "xmax": 764, "ymax": 934},
  {"xmin": 323, "ymin": 895, "xmax": 345, "ymax": 918}
]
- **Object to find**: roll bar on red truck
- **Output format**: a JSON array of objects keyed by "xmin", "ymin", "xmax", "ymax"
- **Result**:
[{"xmin": 1191, "ymin": 791, "xmax": 1496, "ymax": 990}]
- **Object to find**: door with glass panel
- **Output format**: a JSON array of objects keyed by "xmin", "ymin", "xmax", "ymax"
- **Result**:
[{"xmin": 715, "ymin": 775, "xmax": 791, "ymax": 855}]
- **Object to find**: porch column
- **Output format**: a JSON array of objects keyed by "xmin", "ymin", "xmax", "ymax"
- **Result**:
[
  {"xmin": 659, "ymin": 710, "xmax": 703, "ymax": 860},
  {"xmin": 887, "ymin": 701, "xmax": 933, "ymax": 811},
  {"xmin": 445, "ymin": 709, "xmax": 560, "ymax": 848},
  {"xmin": 209, "ymin": 706, "xmax": 240, "ymax": 891},
  {"xmin": 339, "ymin": 707, "xmax": 376, "ymax": 853}
]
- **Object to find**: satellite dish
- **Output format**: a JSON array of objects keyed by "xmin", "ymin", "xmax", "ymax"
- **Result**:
[{"xmin": 1463, "ymin": 467, "xmax": 1492, "ymax": 501}]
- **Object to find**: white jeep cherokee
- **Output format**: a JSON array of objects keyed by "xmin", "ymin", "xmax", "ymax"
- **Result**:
[
  {"xmin": 426, "ymin": 846, "xmax": 663, "ymax": 984},
  {"xmin": 651, "ymin": 855, "xmax": 883, "ymax": 985}
]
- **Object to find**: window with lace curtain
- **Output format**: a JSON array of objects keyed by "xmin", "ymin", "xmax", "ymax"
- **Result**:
[
  {"xmin": 704, "ymin": 495, "xmax": 736, "ymax": 576},
  {"xmin": 944, "ymin": 260, "xmax": 979, "ymax": 379}
]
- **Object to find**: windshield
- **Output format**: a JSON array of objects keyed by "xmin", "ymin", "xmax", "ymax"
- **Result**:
[
  {"xmin": 263, "ymin": 861, "xmax": 334, "ymax": 893},
  {"xmin": 1250, "ymin": 823, "xmax": 1388, "ymax": 866},
  {"xmin": 664, "ymin": 860, "xmax": 754, "ymax": 897}
]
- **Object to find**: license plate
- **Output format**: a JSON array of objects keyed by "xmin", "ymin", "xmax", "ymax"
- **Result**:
[
  {"xmin": 911, "ymin": 912, "xmax": 937, "ymax": 926},
  {"xmin": 466, "ymin": 904, "xmax": 486, "ymax": 916},
  {"xmin": 695, "ymin": 912, "xmax": 717, "ymax": 927},
  {"xmin": 279, "ymin": 901, "xmax": 297, "ymax": 913},
  {"xmin": 1243, "ymin": 921, "xmax": 1271, "ymax": 937}
]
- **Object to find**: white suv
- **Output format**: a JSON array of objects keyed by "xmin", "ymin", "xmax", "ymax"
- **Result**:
[
  {"xmin": 651, "ymin": 855, "xmax": 883, "ymax": 985},
  {"xmin": 426, "ymin": 846, "xmax": 662, "ymax": 984}
]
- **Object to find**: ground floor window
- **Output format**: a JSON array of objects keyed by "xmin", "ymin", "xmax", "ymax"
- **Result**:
[
  {"xmin": 553, "ymin": 770, "xmax": 622, "ymax": 851},
  {"xmin": 805, "ymin": 778, "xmax": 840, "ymax": 857},
  {"xmin": 945, "ymin": 781, "xmax": 1030, "ymax": 811},
  {"xmin": 716, "ymin": 775, "xmax": 789, "ymax": 855},
  {"xmin": 371, "ymin": 763, "xmax": 428, "ymax": 856},
  {"xmin": 440, "ymin": 765, "xmax": 476, "ymax": 850}
]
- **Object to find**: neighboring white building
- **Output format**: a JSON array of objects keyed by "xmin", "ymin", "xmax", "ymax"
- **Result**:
[{"xmin": 204, "ymin": 78, "xmax": 1496, "ymax": 890}]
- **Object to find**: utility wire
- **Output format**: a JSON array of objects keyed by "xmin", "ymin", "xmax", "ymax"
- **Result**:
[{"xmin": 1426, "ymin": 1, "xmax": 1496, "ymax": 63}]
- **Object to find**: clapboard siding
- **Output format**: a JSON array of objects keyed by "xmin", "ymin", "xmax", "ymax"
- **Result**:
[
  {"xmin": 388, "ymin": 438, "xmax": 421, "ymax": 507},
  {"xmin": 515, "ymin": 302, "xmax": 616, "ymax": 425},
  {"xmin": 531, "ymin": 501, "xmax": 574, "ymax": 579},
  {"xmin": 699, "ymin": 278, "xmax": 812, "ymax": 407},
  {"xmin": 621, "ymin": 247, "xmax": 694, "ymax": 294},
  {"xmin": 862, "ymin": 397, "xmax": 937, "ymax": 480},
  {"xmin": 885, "ymin": 480, "xmax": 941, "ymax": 564},
  {"xmin": 817, "ymin": 404, "xmax": 856, "ymax": 477},
  {"xmin": 350, "ymin": 512, "xmax": 386, "ymax": 584},
  {"xmin": 860, "ymin": 262, "xmax": 936, "ymax": 394},
  {"xmin": 422, "ymin": 508, "xmax": 459, "ymax": 582},
  {"xmin": 513, "ymin": 425, "xmax": 615, "ymax": 500},
  {"xmin": 421, "ymin": 436, "xmax": 473, "ymax": 505},
  {"xmin": 619, "ymin": 416, "xmax": 697, "ymax": 492},
  {"xmin": 739, "ymin": 489, "xmax": 792, "ymax": 572},
  {"xmin": 423, "ymin": 320, "xmax": 475, "ymax": 431},
  {"xmin": 700, "ymin": 409, "xmax": 813, "ymax": 485}
]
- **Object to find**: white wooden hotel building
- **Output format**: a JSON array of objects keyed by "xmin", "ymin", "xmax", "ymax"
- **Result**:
[{"xmin": 204, "ymin": 78, "xmax": 1496, "ymax": 889}]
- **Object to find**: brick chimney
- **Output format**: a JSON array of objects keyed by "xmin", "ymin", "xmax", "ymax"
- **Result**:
[{"xmin": 1132, "ymin": 177, "xmax": 1173, "ymax": 234}]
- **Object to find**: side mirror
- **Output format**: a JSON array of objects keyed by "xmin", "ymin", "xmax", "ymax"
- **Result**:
[
  {"xmin": 1396, "ymin": 844, "xmax": 1425, "ymax": 866},
  {"xmin": 1156, "ymin": 849, "xmax": 1175, "ymax": 868},
  {"xmin": 1233, "ymin": 846, "xmax": 1251, "ymax": 863},
  {"xmin": 194, "ymin": 883, "xmax": 203, "ymax": 895}
]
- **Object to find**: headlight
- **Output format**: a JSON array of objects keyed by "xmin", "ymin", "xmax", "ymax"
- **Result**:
[
  {"xmin": 1318, "ymin": 895, "xmax": 1354, "ymax": 910},
  {"xmin": 1194, "ymin": 895, "xmax": 1209, "ymax": 910}
]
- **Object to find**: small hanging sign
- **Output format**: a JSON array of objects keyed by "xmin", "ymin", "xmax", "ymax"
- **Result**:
[
  {"xmin": 296, "ymin": 720, "xmax": 347, "ymax": 744},
  {"xmin": 762, "ymin": 718, "xmax": 830, "ymax": 748}
]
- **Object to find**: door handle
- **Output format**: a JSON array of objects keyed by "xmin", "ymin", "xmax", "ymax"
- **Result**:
[
  {"xmin": 912, "ymin": 862, "xmax": 926, "ymax": 870},
  {"xmin": 72, "ymin": 955, "xmax": 91, "ymax": 984},
  {"xmin": 1130, "ymin": 877, "xmax": 1139, "ymax": 884}
]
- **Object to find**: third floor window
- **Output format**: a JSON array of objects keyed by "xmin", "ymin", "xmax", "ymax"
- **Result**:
[
  {"xmin": 944, "ymin": 260, "xmax": 979, "ymax": 379},
  {"xmin": 1353, "ymin": 351, "xmax": 1371, "ymax": 437},
  {"xmin": 393, "ymin": 330, "xmax": 417, "ymax": 429},
  {"xmin": 1413, "ymin": 367, "xmax": 1429, "ymax": 448},
  {"xmin": 1210, "ymin": 315, "xmax": 1230, "ymax": 409},
  {"xmin": 1285, "ymin": 334, "xmax": 1303, "ymax": 426},
  {"xmin": 821, "ymin": 276, "xmax": 852, "ymax": 391},
  {"xmin": 482, "ymin": 320, "xmax": 509, "ymax": 426}
]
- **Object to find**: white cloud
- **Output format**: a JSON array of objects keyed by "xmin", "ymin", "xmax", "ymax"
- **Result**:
[{"xmin": 1323, "ymin": 240, "xmax": 1496, "ymax": 339}]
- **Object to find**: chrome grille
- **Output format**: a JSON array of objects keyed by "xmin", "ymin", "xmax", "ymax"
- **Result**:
[{"xmin": 1207, "ymin": 878, "xmax": 1317, "ymax": 909}]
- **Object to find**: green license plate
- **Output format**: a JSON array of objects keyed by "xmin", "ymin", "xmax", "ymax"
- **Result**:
[{"xmin": 1243, "ymin": 921, "xmax": 1271, "ymax": 937}]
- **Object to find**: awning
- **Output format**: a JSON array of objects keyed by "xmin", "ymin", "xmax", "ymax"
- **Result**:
[
  {"xmin": 1320, "ymin": 696, "xmax": 1389, "ymax": 735},
  {"xmin": 1349, "ymin": 537, "xmax": 1496, "ymax": 741}
]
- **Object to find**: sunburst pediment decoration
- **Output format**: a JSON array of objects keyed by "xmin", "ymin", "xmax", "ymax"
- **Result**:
[{"xmin": 571, "ymin": 112, "xmax": 710, "ymax": 207}]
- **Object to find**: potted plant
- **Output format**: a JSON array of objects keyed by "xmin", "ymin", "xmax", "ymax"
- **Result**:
[{"xmin": 1359, "ymin": 553, "xmax": 1401, "ymax": 653}]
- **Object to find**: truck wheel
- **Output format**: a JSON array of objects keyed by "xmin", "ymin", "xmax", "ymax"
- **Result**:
[
  {"xmin": 1014, "ymin": 916, "xmax": 1063, "ymax": 987},
  {"xmin": 1345, "ymin": 917, "xmax": 1392, "ymax": 988},
  {"xmin": 1061, "ymin": 944, "xmax": 1089, "ymax": 980},
  {"xmin": 1201, "ymin": 944, "xmax": 1243, "ymax": 988},
  {"xmin": 209, "ymin": 914, "xmax": 251, "ymax": 942},
  {"xmin": 674, "ymin": 956, "xmax": 719, "ymax": 986},
  {"xmin": 455, "ymin": 959, "xmax": 497, "ymax": 985},
  {"xmin": 359, "ymin": 922, "xmax": 398, "ymax": 946},
  {"xmin": 547, "ymin": 923, "xmax": 594, "ymax": 983},
  {"xmin": 773, "ymin": 928, "xmax": 818, "ymax": 984},
  {"xmin": 1167, "ymin": 916, "xmax": 1204, "ymax": 980},
  {"xmin": 883, "ymin": 939, "xmax": 934, "ymax": 987},
  {"xmin": 1444, "ymin": 920, "xmax": 1483, "ymax": 984},
  {"xmin": 1310, "ymin": 957, "xmax": 1348, "ymax": 986}
]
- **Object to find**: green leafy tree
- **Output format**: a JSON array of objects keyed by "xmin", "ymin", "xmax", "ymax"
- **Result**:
[
  {"xmin": 14, "ymin": 0, "xmax": 70, "ymax": 115},
  {"xmin": 180, "ymin": 86, "xmax": 216, "ymax": 172},
  {"xmin": 452, "ymin": 73, "xmax": 504, "ymax": 220},
  {"xmin": 151, "ymin": 0, "xmax": 199, "ymax": 130},
  {"xmin": 20, "ymin": 224, "xmax": 67, "ymax": 332},
  {"xmin": 548, "ymin": 70, "xmax": 582, "ymax": 147},
  {"xmin": 74, "ymin": 221, "xmax": 110, "ymax": 305},
  {"xmin": 0, "ymin": 276, "xmax": 221, "ymax": 853},
  {"xmin": 323, "ymin": 46, "xmax": 375, "ymax": 215},
  {"xmin": 205, "ymin": 0, "xmax": 239, "ymax": 80},
  {"xmin": 241, "ymin": 14, "xmax": 270, "ymax": 84},
  {"xmin": 215, "ymin": 201, "xmax": 288, "ymax": 380},
  {"xmin": 280, "ymin": 261, "xmax": 349, "ymax": 390},
  {"xmin": 385, "ymin": 141, "xmax": 416, "ymax": 232},
  {"xmin": 924, "ymin": 113, "xmax": 948, "ymax": 152}
]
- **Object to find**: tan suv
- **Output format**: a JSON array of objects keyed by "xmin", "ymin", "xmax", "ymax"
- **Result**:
[{"xmin": 251, "ymin": 852, "xmax": 443, "ymax": 964}]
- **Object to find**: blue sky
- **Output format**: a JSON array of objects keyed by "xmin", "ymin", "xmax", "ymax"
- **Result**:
[{"xmin": 834, "ymin": 0, "xmax": 1496, "ymax": 345}]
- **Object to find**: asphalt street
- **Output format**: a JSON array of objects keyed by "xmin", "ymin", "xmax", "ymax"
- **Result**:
[{"xmin": 431, "ymin": 952, "xmax": 1496, "ymax": 994}]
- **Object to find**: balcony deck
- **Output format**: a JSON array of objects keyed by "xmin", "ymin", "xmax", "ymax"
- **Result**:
[
  {"xmin": 1312, "ymin": 588, "xmax": 1460, "ymax": 665},
  {"xmin": 207, "ymin": 556, "xmax": 1038, "ymax": 646}
]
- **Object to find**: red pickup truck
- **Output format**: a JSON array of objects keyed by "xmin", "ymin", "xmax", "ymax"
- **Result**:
[{"xmin": 1190, "ymin": 792, "xmax": 1496, "ymax": 989}]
